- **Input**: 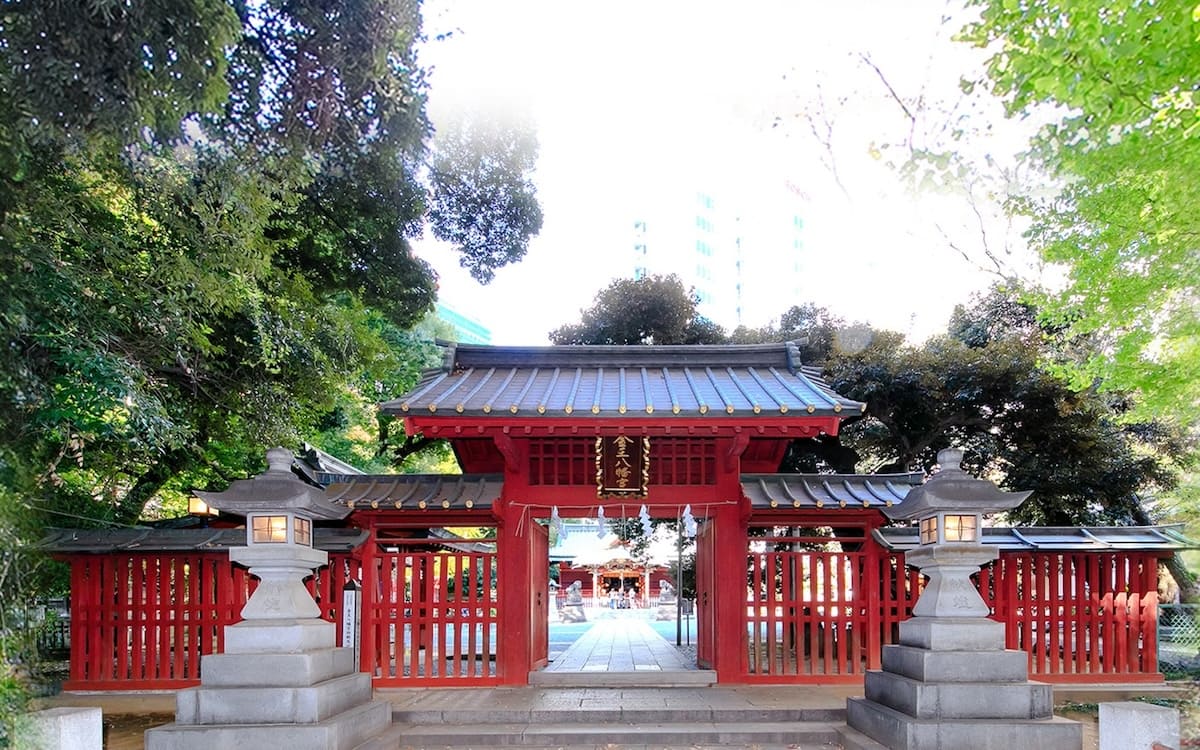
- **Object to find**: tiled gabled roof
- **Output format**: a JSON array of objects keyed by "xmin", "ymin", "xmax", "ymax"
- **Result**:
[
  {"xmin": 324, "ymin": 474, "xmax": 503, "ymax": 510},
  {"xmin": 382, "ymin": 342, "xmax": 863, "ymax": 419},
  {"xmin": 742, "ymin": 472, "xmax": 925, "ymax": 509}
]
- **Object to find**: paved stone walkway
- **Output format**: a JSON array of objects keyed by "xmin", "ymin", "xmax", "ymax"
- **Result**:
[{"xmin": 545, "ymin": 618, "xmax": 694, "ymax": 673}]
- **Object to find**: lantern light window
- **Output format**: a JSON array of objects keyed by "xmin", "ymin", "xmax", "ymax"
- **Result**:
[
  {"xmin": 944, "ymin": 513, "xmax": 978, "ymax": 542},
  {"xmin": 293, "ymin": 516, "xmax": 312, "ymax": 547},
  {"xmin": 252, "ymin": 514, "xmax": 290, "ymax": 544},
  {"xmin": 188, "ymin": 497, "xmax": 219, "ymax": 517}
]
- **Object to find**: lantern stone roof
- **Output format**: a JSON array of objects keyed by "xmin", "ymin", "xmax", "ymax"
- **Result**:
[
  {"xmin": 742, "ymin": 472, "xmax": 924, "ymax": 510},
  {"xmin": 875, "ymin": 524, "xmax": 1198, "ymax": 552},
  {"xmin": 381, "ymin": 342, "xmax": 863, "ymax": 420},
  {"xmin": 881, "ymin": 448, "xmax": 1029, "ymax": 521},
  {"xmin": 38, "ymin": 527, "xmax": 370, "ymax": 554},
  {"xmin": 195, "ymin": 447, "xmax": 351, "ymax": 521}
]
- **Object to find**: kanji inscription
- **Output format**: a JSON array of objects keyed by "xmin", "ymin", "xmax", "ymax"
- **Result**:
[{"xmin": 595, "ymin": 436, "xmax": 650, "ymax": 498}]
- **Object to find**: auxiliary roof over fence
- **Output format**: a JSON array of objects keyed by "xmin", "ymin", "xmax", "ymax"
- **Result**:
[{"xmin": 39, "ymin": 523, "xmax": 1196, "ymax": 554}]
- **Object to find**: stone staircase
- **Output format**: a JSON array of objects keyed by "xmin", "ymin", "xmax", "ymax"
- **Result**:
[{"xmin": 354, "ymin": 687, "xmax": 888, "ymax": 750}]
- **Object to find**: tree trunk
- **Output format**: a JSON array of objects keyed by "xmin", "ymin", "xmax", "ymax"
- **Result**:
[
  {"xmin": 115, "ymin": 447, "xmax": 194, "ymax": 524},
  {"xmin": 1131, "ymin": 502, "xmax": 1200, "ymax": 604}
]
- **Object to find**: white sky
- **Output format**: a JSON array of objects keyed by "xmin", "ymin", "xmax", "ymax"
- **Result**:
[{"xmin": 413, "ymin": 1, "xmax": 1045, "ymax": 345}]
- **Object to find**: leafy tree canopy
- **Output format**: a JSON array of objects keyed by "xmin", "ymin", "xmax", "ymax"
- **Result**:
[
  {"xmin": 958, "ymin": 0, "xmax": 1200, "ymax": 426},
  {"xmin": 0, "ymin": 0, "xmax": 543, "ymax": 524},
  {"xmin": 731, "ymin": 291, "xmax": 1188, "ymax": 531},
  {"xmin": 549, "ymin": 275, "xmax": 726, "ymax": 345},
  {"xmin": 429, "ymin": 115, "xmax": 544, "ymax": 283}
]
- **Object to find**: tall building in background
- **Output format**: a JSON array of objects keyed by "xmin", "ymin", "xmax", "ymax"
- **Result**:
[
  {"xmin": 629, "ymin": 179, "xmax": 806, "ymax": 331},
  {"xmin": 435, "ymin": 302, "xmax": 492, "ymax": 344}
]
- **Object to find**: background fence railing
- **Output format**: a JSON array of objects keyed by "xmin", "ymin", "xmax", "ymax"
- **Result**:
[{"xmin": 1158, "ymin": 603, "xmax": 1200, "ymax": 677}]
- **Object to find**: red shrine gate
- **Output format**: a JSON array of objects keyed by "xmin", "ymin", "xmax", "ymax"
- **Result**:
[{"xmin": 46, "ymin": 343, "xmax": 1185, "ymax": 690}]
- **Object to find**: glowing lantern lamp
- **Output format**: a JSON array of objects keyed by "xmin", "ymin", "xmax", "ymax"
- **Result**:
[
  {"xmin": 187, "ymin": 496, "xmax": 219, "ymax": 517},
  {"xmin": 882, "ymin": 448, "xmax": 1030, "ymax": 617}
]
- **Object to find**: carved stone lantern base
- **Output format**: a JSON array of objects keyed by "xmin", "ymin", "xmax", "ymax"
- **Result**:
[{"xmin": 847, "ymin": 613, "xmax": 1082, "ymax": 749}]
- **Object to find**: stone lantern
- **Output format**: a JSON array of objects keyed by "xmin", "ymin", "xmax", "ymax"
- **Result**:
[
  {"xmin": 845, "ymin": 448, "xmax": 1081, "ymax": 750},
  {"xmin": 146, "ymin": 447, "xmax": 390, "ymax": 750},
  {"xmin": 881, "ymin": 447, "xmax": 1029, "ymax": 618},
  {"xmin": 193, "ymin": 446, "xmax": 348, "ymax": 626}
]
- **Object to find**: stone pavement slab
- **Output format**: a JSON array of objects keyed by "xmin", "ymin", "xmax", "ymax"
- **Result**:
[{"xmin": 545, "ymin": 619, "xmax": 694, "ymax": 672}]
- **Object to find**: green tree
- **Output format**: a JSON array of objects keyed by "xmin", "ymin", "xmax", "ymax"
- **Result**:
[
  {"xmin": 819, "ymin": 290, "xmax": 1187, "ymax": 523},
  {"xmin": 549, "ymin": 275, "xmax": 726, "ymax": 345},
  {"xmin": 0, "ymin": 0, "xmax": 542, "ymax": 523},
  {"xmin": 959, "ymin": 0, "xmax": 1200, "ymax": 427},
  {"xmin": 429, "ymin": 115, "xmax": 545, "ymax": 283}
]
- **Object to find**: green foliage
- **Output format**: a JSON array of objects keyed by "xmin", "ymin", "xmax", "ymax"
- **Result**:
[
  {"xmin": 0, "ymin": 0, "xmax": 542, "ymax": 535},
  {"xmin": 728, "ymin": 288, "xmax": 1188, "ymax": 527},
  {"xmin": 959, "ymin": 0, "xmax": 1200, "ymax": 426},
  {"xmin": 823, "ymin": 288, "xmax": 1188, "ymax": 525},
  {"xmin": 0, "ymin": 474, "xmax": 54, "ymax": 741},
  {"xmin": 429, "ymin": 116, "xmax": 544, "ymax": 283},
  {"xmin": 549, "ymin": 275, "xmax": 726, "ymax": 345},
  {"xmin": 730, "ymin": 303, "xmax": 884, "ymax": 365}
]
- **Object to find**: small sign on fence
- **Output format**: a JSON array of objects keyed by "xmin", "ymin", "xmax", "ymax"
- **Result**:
[{"xmin": 341, "ymin": 581, "xmax": 360, "ymax": 667}]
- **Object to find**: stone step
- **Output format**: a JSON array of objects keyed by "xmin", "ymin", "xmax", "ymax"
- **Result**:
[
  {"xmin": 528, "ymin": 669, "xmax": 717, "ymax": 688},
  {"xmin": 391, "ymin": 704, "xmax": 846, "ymax": 725},
  {"xmin": 357, "ymin": 719, "xmax": 843, "ymax": 749}
]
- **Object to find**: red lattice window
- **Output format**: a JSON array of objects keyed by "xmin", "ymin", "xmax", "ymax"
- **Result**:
[
  {"xmin": 529, "ymin": 439, "xmax": 592, "ymax": 485},
  {"xmin": 649, "ymin": 438, "xmax": 716, "ymax": 485},
  {"xmin": 528, "ymin": 438, "xmax": 716, "ymax": 486}
]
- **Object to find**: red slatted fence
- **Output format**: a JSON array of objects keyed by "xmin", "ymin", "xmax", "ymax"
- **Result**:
[
  {"xmin": 63, "ymin": 545, "xmax": 1163, "ymax": 690},
  {"xmin": 360, "ymin": 544, "xmax": 500, "ymax": 686},
  {"xmin": 979, "ymin": 551, "xmax": 1162, "ymax": 682},
  {"xmin": 742, "ymin": 545, "xmax": 1162, "ymax": 683}
]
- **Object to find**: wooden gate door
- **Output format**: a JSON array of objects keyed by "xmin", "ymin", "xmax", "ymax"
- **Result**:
[
  {"xmin": 695, "ymin": 519, "xmax": 717, "ymax": 669},
  {"xmin": 529, "ymin": 521, "xmax": 549, "ymax": 670}
]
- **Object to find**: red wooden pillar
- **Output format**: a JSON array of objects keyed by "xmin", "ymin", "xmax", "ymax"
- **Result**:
[
  {"xmin": 495, "ymin": 496, "xmax": 531, "ymax": 684},
  {"xmin": 358, "ymin": 529, "xmax": 378, "ymax": 676},
  {"xmin": 711, "ymin": 501, "xmax": 748, "ymax": 682}
]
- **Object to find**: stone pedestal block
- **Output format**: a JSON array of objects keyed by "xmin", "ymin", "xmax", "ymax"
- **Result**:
[
  {"xmin": 224, "ymin": 618, "xmax": 336, "ymax": 653},
  {"xmin": 560, "ymin": 603, "xmax": 587, "ymax": 623},
  {"xmin": 847, "ymin": 616, "xmax": 1081, "ymax": 750},
  {"xmin": 1099, "ymin": 701, "xmax": 1180, "ymax": 750},
  {"xmin": 146, "ymin": 617, "xmax": 389, "ymax": 749},
  {"xmin": 847, "ymin": 697, "xmax": 1083, "ymax": 750},
  {"xmin": 16, "ymin": 707, "xmax": 102, "ymax": 750},
  {"xmin": 899, "ymin": 616, "xmax": 1005, "ymax": 650},
  {"xmin": 176, "ymin": 672, "xmax": 375, "ymax": 725},
  {"xmin": 146, "ymin": 700, "xmax": 389, "ymax": 750},
  {"xmin": 201, "ymin": 646, "xmax": 356, "ymax": 687},
  {"xmin": 881, "ymin": 644, "xmax": 1029, "ymax": 682},
  {"xmin": 865, "ymin": 669, "xmax": 1054, "ymax": 720}
]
